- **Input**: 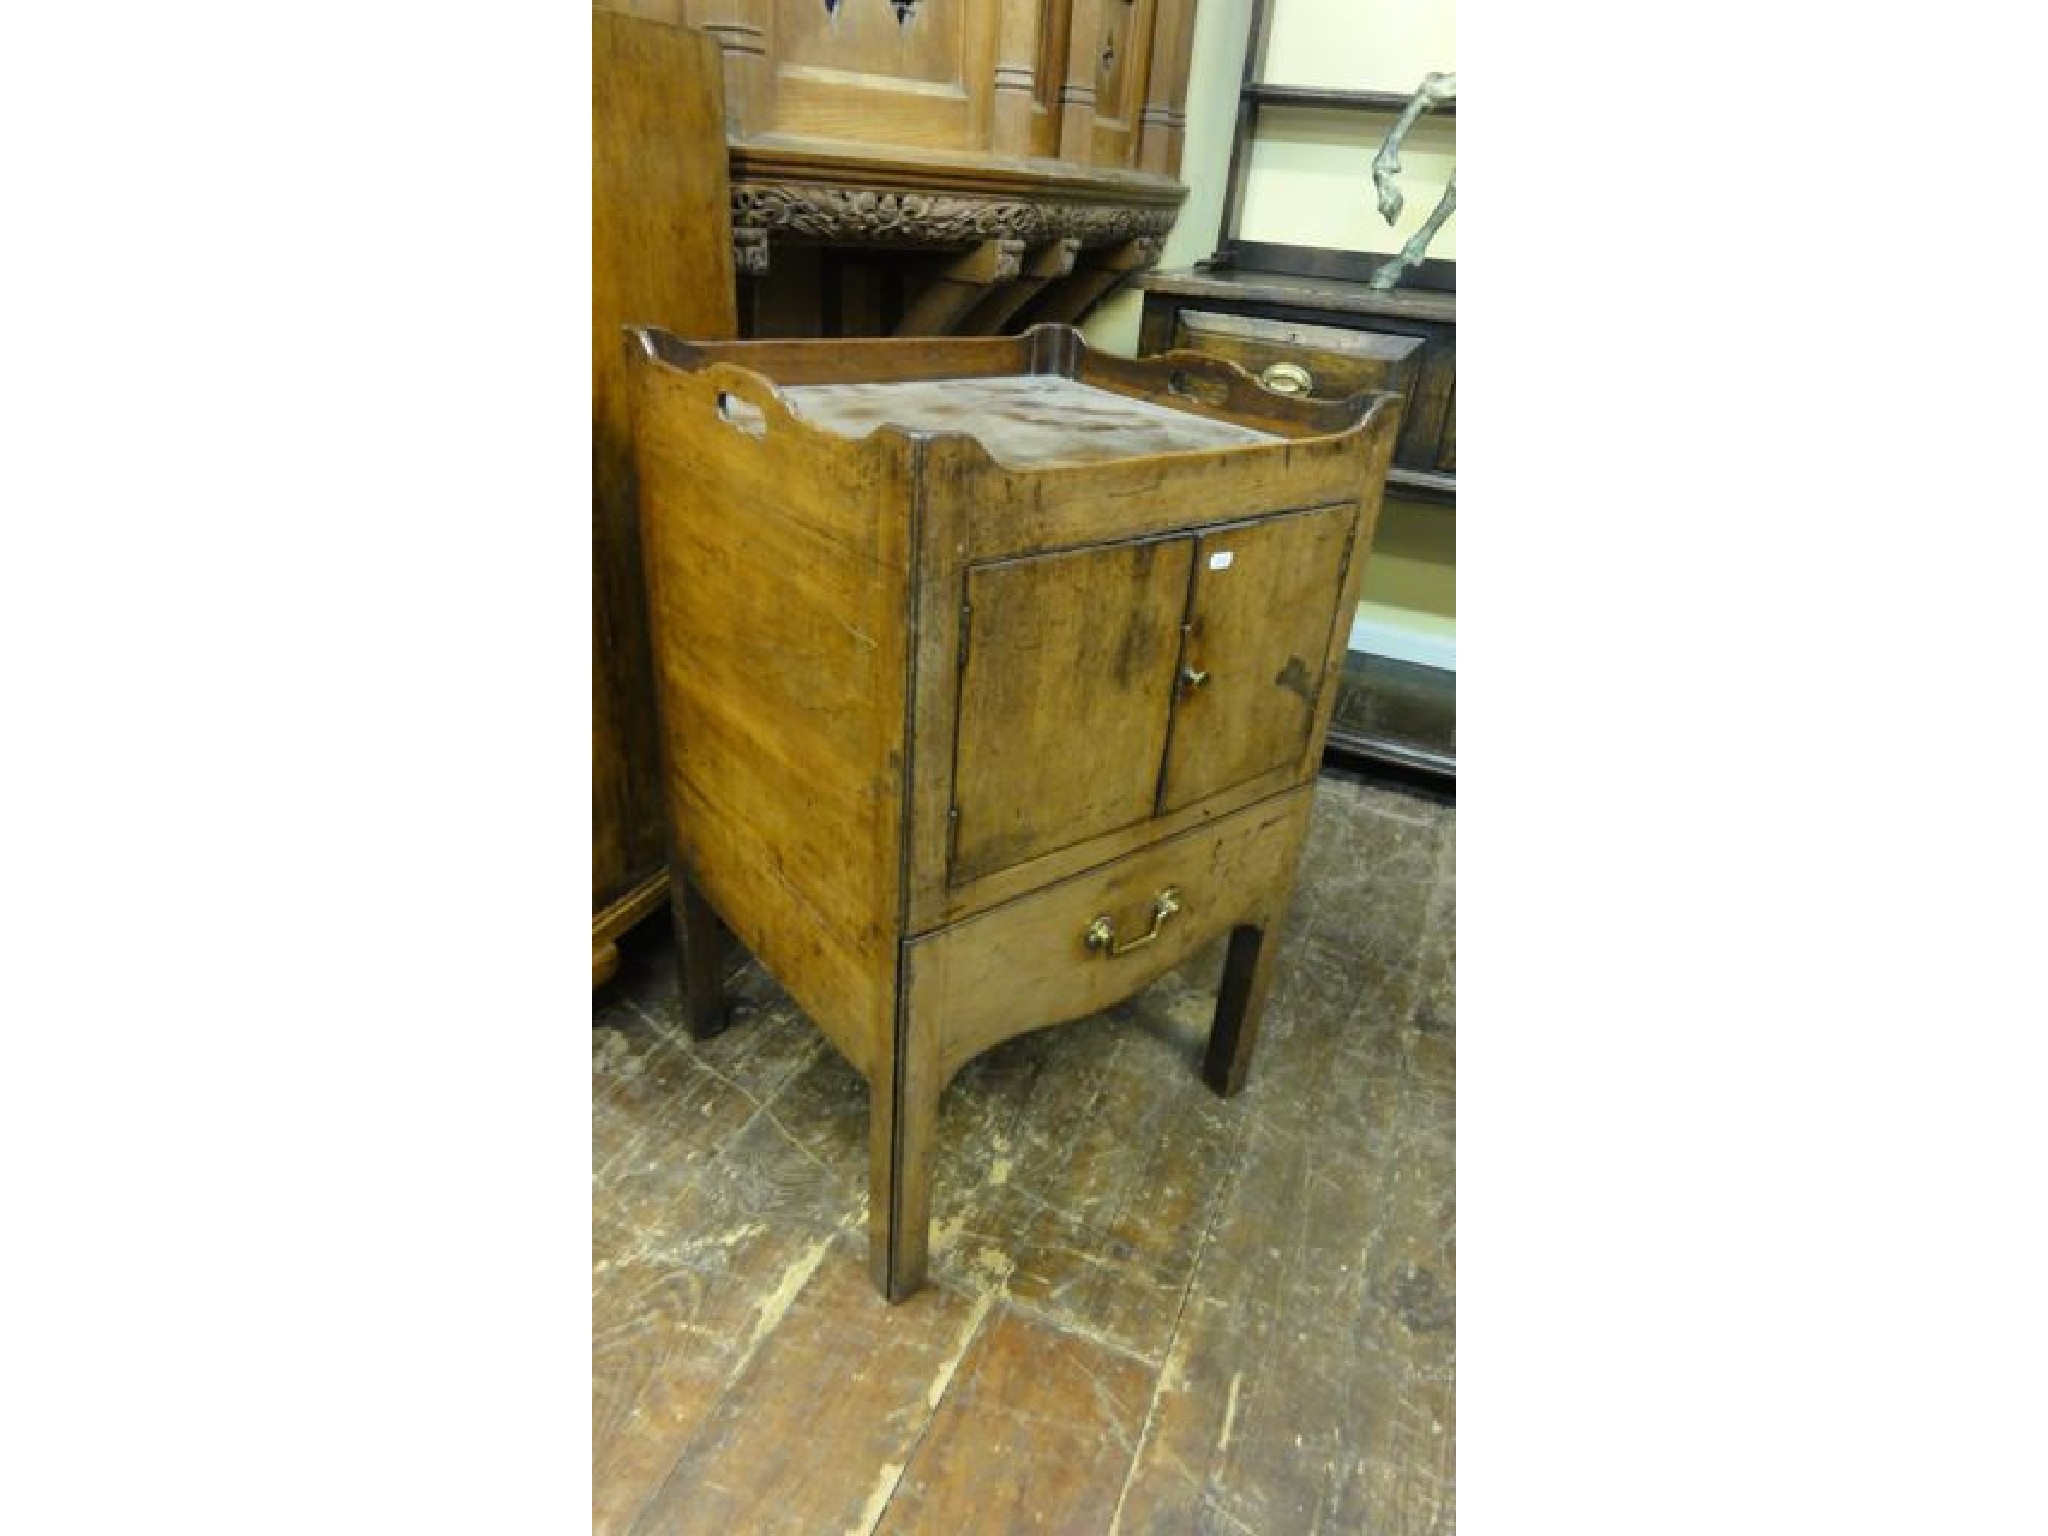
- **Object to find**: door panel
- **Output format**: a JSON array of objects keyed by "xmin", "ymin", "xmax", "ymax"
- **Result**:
[
  {"xmin": 952, "ymin": 537, "xmax": 1193, "ymax": 883},
  {"xmin": 1160, "ymin": 505, "xmax": 1353, "ymax": 813}
]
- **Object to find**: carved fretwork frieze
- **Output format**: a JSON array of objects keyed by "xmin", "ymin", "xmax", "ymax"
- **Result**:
[{"xmin": 729, "ymin": 180, "xmax": 1179, "ymax": 268}]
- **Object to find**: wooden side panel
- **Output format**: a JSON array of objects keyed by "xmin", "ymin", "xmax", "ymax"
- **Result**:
[
  {"xmin": 592, "ymin": 13, "xmax": 737, "ymax": 918},
  {"xmin": 909, "ymin": 787, "xmax": 1314, "ymax": 1085},
  {"xmin": 1087, "ymin": 0, "xmax": 1153, "ymax": 168},
  {"xmin": 1056, "ymin": 0, "xmax": 1102, "ymax": 162},
  {"xmin": 630, "ymin": 356, "xmax": 912, "ymax": 1078},
  {"xmin": 1027, "ymin": 0, "xmax": 1072, "ymax": 157},
  {"xmin": 990, "ymin": 0, "xmax": 1045, "ymax": 156},
  {"xmin": 951, "ymin": 538, "xmax": 1192, "ymax": 884},
  {"xmin": 639, "ymin": 327, "xmax": 1037, "ymax": 388},
  {"xmin": 1403, "ymin": 330, "xmax": 1456, "ymax": 474},
  {"xmin": 1161, "ymin": 504, "xmax": 1354, "ymax": 813},
  {"xmin": 759, "ymin": 0, "xmax": 1000, "ymax": 152},
  {"xmin": 1136, "ymin": 0, "xmax": 1196, "ymax": 175},
  {"xmin": 1439, "ymin": 378, "xmax": 1456, "ymax": 473}
]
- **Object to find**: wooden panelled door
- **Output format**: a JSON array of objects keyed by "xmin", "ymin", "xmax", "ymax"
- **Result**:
[
  {"xmin": 951, "ymin": 538, "xmax": 1193, "ymax": 883},
  {"xmin": 1160, "ymin": 505, "xmax": 1353, "ymax": 812},
  {"xmin": 948, "ymin": 503, "xmax": 1354, "ymax": 885}
]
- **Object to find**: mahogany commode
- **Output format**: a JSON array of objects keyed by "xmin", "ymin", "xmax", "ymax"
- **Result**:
[{"xmin": 628, "ymin": 323, "xmax": 1399, "ymax": 1299}]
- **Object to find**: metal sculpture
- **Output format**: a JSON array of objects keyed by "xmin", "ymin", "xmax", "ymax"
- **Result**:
[{"xmin": 1368, "ymin": 71, "xmax": 1455, "ymax": 291}]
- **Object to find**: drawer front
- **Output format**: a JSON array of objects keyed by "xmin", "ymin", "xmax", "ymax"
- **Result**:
[
  {"xmin": 1174, "ymin": 309, "xmax": 1425, "ymax": 405},
  {"xmin": 908, "ymin": 787, "xmax": 1315, "ymax": 1084}
]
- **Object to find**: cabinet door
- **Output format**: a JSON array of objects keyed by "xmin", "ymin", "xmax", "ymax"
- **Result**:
[
  {"xmin": 1160, "ymin": 505, "xmax": 1354, "ymax": 814},
  {"xmin": 952, "ymin": 537, "xmax": 1193, "ymax": 884}
]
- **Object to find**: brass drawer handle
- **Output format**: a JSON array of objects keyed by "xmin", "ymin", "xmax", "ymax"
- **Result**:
[
  {"xmin": 1084, "ymin": 888, "xmax": 1182, "ymax": 958},
  {"xmin": 1180, "ymin": 665, "xmax": 1210, "ymax": 690},
  {"xmin": 1259, "ymin": 361, "xmax": 1314, "ymax": 396}
]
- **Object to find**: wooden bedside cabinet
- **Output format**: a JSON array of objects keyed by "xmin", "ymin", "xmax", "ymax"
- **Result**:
[{"xmin": 627, "ymin": 323, "xmax": 1400, "ymax": 1300}]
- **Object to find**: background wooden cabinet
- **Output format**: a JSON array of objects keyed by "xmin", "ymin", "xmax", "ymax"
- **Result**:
[
  {"xmin": 592, "ymin": 9, "xmax": 739, "ymax": 982},
  {"xmin": 671, "ymin": 0, "xmax": 1202, "ymax": 336}
]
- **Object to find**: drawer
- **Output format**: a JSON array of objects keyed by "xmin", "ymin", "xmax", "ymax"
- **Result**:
[
  {"xmin": 1173, "ymin": 309, "xmax": 1426, "ymax": 405},
  {"xmin": 1167, "ymin": 306, "xmax": 1451, "ymax": 477},
  {"xmin": 907, "ymin": 786, "xmax": 1315, "ymax": 1084}
]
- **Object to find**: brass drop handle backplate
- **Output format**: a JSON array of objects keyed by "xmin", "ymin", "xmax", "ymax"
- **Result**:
[
  {"xmin": 1259, "ymin": 361, "xmax": 1314, "ymax": 396},
  {"xmin": 1084, "ymin": 888, "xmax": 1182, "ymax": 958}
]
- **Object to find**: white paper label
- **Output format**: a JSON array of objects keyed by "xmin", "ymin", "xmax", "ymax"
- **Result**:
[{"xmin": 1208, "ymin": 551, "xmax": 1235, "ymax": 571}]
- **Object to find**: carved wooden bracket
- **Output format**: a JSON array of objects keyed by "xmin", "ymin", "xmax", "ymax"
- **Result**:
[
  {"xmin": 729, "ymin": 181, "xmax": 1179, "ymax": 274},
  {"xmin": 732, "ymin": 226, "xmax": 770, "ymax": 277}
]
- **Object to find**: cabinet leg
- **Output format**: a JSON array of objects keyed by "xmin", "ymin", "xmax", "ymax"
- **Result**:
[
  {"xmin": 867, "ymin": 1035, "xmax": 941, "ymax": 1303},
  {"xmin": 671, "ymin": 875, "xmax": 732, "ymax": 1040},
  {"xmin": 1204, "ymin": 920, "xmax": 1280, "ymax": 1098}
]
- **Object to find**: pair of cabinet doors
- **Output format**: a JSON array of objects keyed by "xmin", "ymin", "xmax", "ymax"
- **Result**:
[{"xmin": 949, "ymin": 502, "xmax": 1353, "ymax": 885}]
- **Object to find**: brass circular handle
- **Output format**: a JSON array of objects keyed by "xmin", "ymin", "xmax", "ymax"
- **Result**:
[{"xmin": 1259, "ymin": 361, "xmax": 1314, "ymax": 396}]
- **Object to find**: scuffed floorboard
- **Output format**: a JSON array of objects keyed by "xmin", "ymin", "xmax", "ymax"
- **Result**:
[{"xmin": 593, "ymin": 770, "xmax": 1455, "ymax": 1534}]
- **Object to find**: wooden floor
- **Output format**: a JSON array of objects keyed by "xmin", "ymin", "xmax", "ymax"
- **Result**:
[{"xmin": 593, "ymin": 769, "xmax": 1456, "ymax": 1535}]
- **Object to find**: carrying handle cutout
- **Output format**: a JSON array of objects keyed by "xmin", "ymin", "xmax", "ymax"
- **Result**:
[{"xmin": 715, "ymin": 390, "xmax": 768, "ymax": 438}]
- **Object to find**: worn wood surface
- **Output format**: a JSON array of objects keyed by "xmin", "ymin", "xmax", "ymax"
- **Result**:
[
  {"xmin": 1136, "ymin": 268, "xmax": 1454, "ymax": 482},
  {"xmin": 593, "ymin": 770, "xmax": 1456, "ymax": 1534},
  {"xmin": 631, "ymin": 325, "xmax": 1396, "ymax": 1298},
  {"xmin": 683, "ymin": 0, "xmax": 1198, "ymax": 341},
  {"xmin": 1172, "ymin": 307, "xmax": 1426, "ymax": 405},
  {"xmin": 952, "ymin": 538, "xmax": 1192, "ymax": 882},
  {"xmin": 1161, "ymin": 506, "xmax": 1353, "ymax": 813},
  {"xmin": 591, "ymin": 9, "xmax": 736, "ymax": 972},
  {"xmin": 630, "ymin": 349, "xmax": 914, "ymax": 1079},
  {"xmin": 594, "ymin": 870, "xmax": 671, "ymax": 988},
  {"xmin": 915, "ymin": 789, "xmax": 1313, "ymax": 1085},
  {"xmin": 782, "ymin": 375, "xmax": 1279, "ymax": 467}
]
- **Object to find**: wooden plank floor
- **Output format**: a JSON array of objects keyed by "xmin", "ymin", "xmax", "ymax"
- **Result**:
[{"xmin": 593, "ymin": 770, "xmax": 1455, "ymax": 1535}]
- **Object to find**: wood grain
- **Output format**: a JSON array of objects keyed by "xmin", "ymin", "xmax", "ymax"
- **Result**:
[
  {"xmin": 1172, "ymin": 306, "xmax": 1427, "ymax": 403},
  {"xmin": 629, "ymin": 325, "xmax": 1394, "ymax": 1300},
  {"xmin": 911, "ymin": 788, "xmax": 1314, "ymax": 1085},
  {"xmin": 876, "ymin": 1304, "xmax": 1156, "ymax": 1534},
  {"xmin": 1160, "ymin": 505, "xmax": 1354, "ymax": 813},
  {"xmin": 625, "ymin": 1235, "xmax": 992, "ymax": 1536},
  {"xmin": 952, "ymin": 538, "xmax": 1191, "ymax": 883},
  {"xmin": 592, "ymin": 9, "xmax": 736, "ymax": 972},
  {"xmin": 1137, "ymin": 267, "xmax": 1455, "ymax": 479},
  {"xmin": 630, "ymin": 348, "xmax": 914, "ymax": 1079}
]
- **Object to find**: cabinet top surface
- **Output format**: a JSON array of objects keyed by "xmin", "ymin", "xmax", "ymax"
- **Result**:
[{"xmin": 780, "ymin": 376, "xmax": 1281, "ymax": 469}]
